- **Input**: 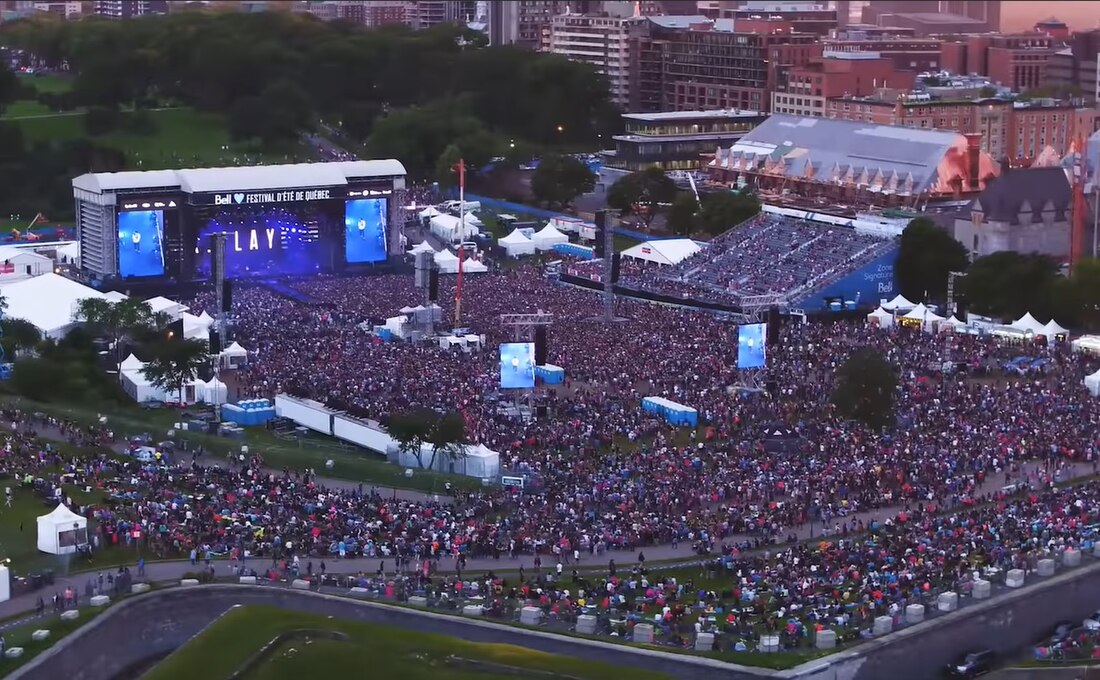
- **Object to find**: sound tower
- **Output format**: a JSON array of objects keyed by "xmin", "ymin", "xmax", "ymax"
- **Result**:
[
  {"xmin": 209, "ymin": 233, "xmax": 223, "ymax": 284},
  {"xmin": 222, "ymin": 279, "xmax": 233, "ymax": 313},
  {"xmin": 611, "ymin": 253, "xmax": 621, "ymax": 284},
  {"xmin": 534, "ymin": 326, "xmax": 548, "ymax": 365},
  {"xmin": 428, "ymin": 268, "xmax": 439, "ymax": 302},
  {"xmin": 767, "ymin": 306, "xmax": 781, "ymax": 347},
  {"xmin": 208, "ymin": 328, "xmax": 222, "ymax": 354}
]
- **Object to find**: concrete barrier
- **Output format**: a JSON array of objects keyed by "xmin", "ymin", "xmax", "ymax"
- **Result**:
[
  {"xmin": 130, "ymin": 583, "xmax": 151, "ymax": 594},
  {"xmin": 1063, "ymin": 548, "xmax": 1082, "ymax": 567},
  {"xmin": 759, "ymin": 635, "xmax": 780, "ymax": 653},
  {"xmin": 873, "ymin": 616, "xmax": 893, "ymax": 636},
  {"xmin": 633, "ymin": 623, "xmax": 655, "ymax": 644},
  {"xmin": 972, "ymin": 579, "xmax": 992, "ymax": 599},
  {"xmin": 937, "ymin": 592, "xmax": 959, "ymax": 612},
  {"xmin": 407, "ymin": 596, "xmax": 428, "ymax": 607},
  {"xmin": 291, "ymin": 579, "xmax": 311, "ymax": 590},
  {"xmin": 1037, "ymin": 559, "xmax": 1056, "ymax": 577},
  {"xmin": 815, "ymin": 629, "xmax": 837, "ymax": 649},
  {"xmin": 695, "ymin": 632, "xmax": 714, "ymax": 651},
  {"xmin": 59, "ymin": 609, "xmax": 79, "ymax": 621},
  {"xmin": 519, "ymin": 606, "xmax": 544, "ymax": 625},
  {"xmin": 576, "ymin": 614, "xmax": 597, "ymax": 635},
  {"xmin": 1006, "ymin": 569, "xmax": 1026, "ymax": 587},
  {"xmin": 31, "ymin": 630, "xmax": 49, "ymax": 642},
  {"xmin": 238, "ymin": 576, "xmax": 257, "ymax": 585},
  {"xmin": 461, "ymin": 604, "xmax": 484, "ymax": 617},
  {"xmin": 905, "ymin": 604, "xmax": 925, "ymax": 624},
  {"xmin": 4, "ymin": 648, "xmax": 23, "ymax": 659},
  {"xmin": 179, "ymin": 579, "xmax": 200, "ymax": 587},
  {"xmin": 89, "ymin": 595, "xmax": 110, "ymax": 607}
]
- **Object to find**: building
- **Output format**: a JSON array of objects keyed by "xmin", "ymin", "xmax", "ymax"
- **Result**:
[
  {"xmin": 630, "ymin": 15, "xmax": 820, "ymax": 113},
  {"xmin": 1046, "ymin": 30, "xmax": 1100, "ymax": 101},
  {"xmin": 869, "ymin": 12, "xmax": 986, "ymax": 38},
  {"xmin": 938, "ymin": 0, "xmax": 1000, "ymax": 32},
  {"xmin": 410, "ymin": 0, "xmax": 474, "ymax": 29},
  {"xmin": 822, "ymin": 33, "xmax": 942, "ymax": 71},
  {"xmin": 939, "ymin": 34, "xmax": 1055, "ymax": 92},
  {"xmin": 304, "ymin": 1, "xmax": 412, "ymax": 26},
  {"xmin": 605, "ymin": 109, "xmax": 767, "ymax": 171},
  {"xmin": 1034, "ymin": 17, "xmax": 1069, "ymax": 41},
  {"xmin": 543, "ymin": 12, "xmax": 639, "ymax": 107},
  {"xmin": 771, "ymin": 50, "xmax": 914, "ymax": 117},
  {"xmin": 708, "ymin": 114, "xmax": 1001, "ymax": 207},
  {"xmin": 725, "ymin": 1, "xmax": 839, "ymax": 36},
  {"xmin": 825, "ymin": 94, "xmax": 1099, "ymax": 166},
  {"xmin": 92, "ymin": 0, "xmax": 166, "ymax": 18},
  {"xmin": 953, "ymin": 166, "xmax": 1072, "ymax": 259}
]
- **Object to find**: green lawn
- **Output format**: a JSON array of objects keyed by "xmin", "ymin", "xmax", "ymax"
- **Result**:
[
  {"xmin": 146, "ymin": 605, "xmax": 674, "ymax": 680},
  {"xmin": 16, "ymin": 72, "xmax": 74, "ymax": 94},
  {"xmin": 2, "ymin": 100, "xmax": 52, "ymax": 118}
]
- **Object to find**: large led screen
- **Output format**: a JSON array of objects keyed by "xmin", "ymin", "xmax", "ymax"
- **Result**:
[
  {"xmin": 499, "ymin": 342, "xmax": 536, "ymax": 389},
  {"xmin": 344, "ymin": 198, "xmax": 388, "ymax": 264},
  {"xmin": 737, "ymin": 323, "xmax": 766, "ymax": 369},
  {"xmin": 195, "ymin": 205, "xmax": 329, "ymax": 278},
  {"xmin": 118, "ymin": 209, "xmax": 166, "ymax": 278}
]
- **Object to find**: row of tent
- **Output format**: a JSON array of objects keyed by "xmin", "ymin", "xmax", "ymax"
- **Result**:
[
  {"xmin": 871, "ymin": 295, "xmax": 1070, "ymax": 337},
  {"xmin": 407, "ymin": 241, "xmax": 489, "ymax": 274},
  {"xmin": 119, "ymin": 351, "xmax": 239, "ymax": 405},
  {"xmin": 498, "ymin": 225, "xmax": 569, "ymax": 257}
]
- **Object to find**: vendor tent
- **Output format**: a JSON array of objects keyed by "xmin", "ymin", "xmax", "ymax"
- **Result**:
[
  {"xmin": 434, "ymin": 249, "xmax": 459, "ymax": 271},
  {"xmin": 866, "ymin": 306, "xmax": 894, "ymax": 328},
  {"xmin": 418, "ymin": 206, "xmax": 441, "ymax": 219},
  {"xmin": 201, "ymin": 378, "xmax": 229, "ymax": 404},
  {"xmin": 498, "ymin": 229, "xmax": 535, "ymax": 257},
  {"xmin": 882, "ymin": 294, "xmax": 916, "ymax": 312},
  {"xmin": 941, "ymin": 315, "xmax": 968, "ymax": 332},
  {"xmin": 1011, "ymin": 312, "xmax": 1046, "ymax": 335},
  {"xmin": 1087, "ymin": 367, "xmax": 1100, "ymax": 397},
  {"xmin": 408, "ymin": 241, "xmax": 437, "ymax": 256},
  {"xmin": 532, "ymin": 224, "xmax": 569, "ymax": 251},
  {"xmin": 1072, "ymin": 335, "xmax": 1100, "ymax": 355},
  {"xmin": 36, "ymin": 503, "xmax": 88, "ymax": 555},
  {"xmin": 1043, "ymin": 319, "xmax": 1070, "ymax": 338},
  {"xmin": 902, "ymin": 303, "xmax": 944, "ymax": 331},
  {"xmin": 220, "ymin": 341, "xmax": 248, "ymax": 368},
  {"xmin": 430, "ymin": 214, "xmax": 479, "ymax": 243},
  {"xmin": 621, "ymin": 239, "xmax": 702, "ymax": 266}
]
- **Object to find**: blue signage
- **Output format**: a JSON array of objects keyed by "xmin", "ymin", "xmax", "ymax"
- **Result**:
[{"xmin": 796, "ymin": 245, "xmax": 898, "ymax": 309}]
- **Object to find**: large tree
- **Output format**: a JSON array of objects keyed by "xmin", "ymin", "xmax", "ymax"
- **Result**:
[
  {"xmin": 963, "ymin": 251, "xmax": 1059, "ymax": 320},
  {"xmin": 666, "ymin": 192, "xmax": 699, "ymax": 237},
  {"xmin": 606, "ymin": 167, "xmax": 678, "ymax": 229},
  {"xmin": 831, "ymin": 347, "xmax": 897, "ymax": 429},
  {"xmin": 140, "ymin": 337, "xmax": 210, "ymax": 404},
  {"xmin": 530, "ymin": 154, "xmax": 595, "ymax": 209},
  {"xmin": 73, "ymin": 297, "xmax": 158, "ymax": 378},
  {"xmin": 894, "ymin": 218, "xmax": 969, "ymax": 303},
  {"xmin": 696, "ymin": 191, "xmax": 761, "ymax": 236}
]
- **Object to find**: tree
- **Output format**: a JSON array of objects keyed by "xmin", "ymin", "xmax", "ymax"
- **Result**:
[
  {"xmin": 963, "ymin": 251, "xmax": 1059, "ymax": 320},
  {"xmin": 425, "ymin": 411, "xmax": 466, "ymax": 473},
  {"xmin": 666, "ymin": 192, "xmax": 699, "ymax": 237},
  {"xmin": 696, "ymin": 191, "xmax": 761, "ymax": 236},
  {"xmin": 893, "ymin": 217, "xmax": 969, "ymax": 303},
  {"xmin": 140, "ymin": 338, "xmax": 209, "ymax": 404},
  {"xmin": 831, "ymin": 347, "xmax": 897, "ymax": 429},
  {"xmin": 530, "ymin": 154, "xmax": 595, "ymax": 209},
  {"xmin": 388, "ymin": 409, "xmax": 465, "ymax": 471},
  {"xmin": 0, "ymin": 318, "xmax": 42, "ymax": 359},
  {"xmin": 83, "ymin": 106, "xmax": 122, "ymax": 136},
  {"xmin": 73, "ymin": 297, "xmax": 158, "ymax": 378},
  {"xmin": 1050, "ymin": 257, "xmax": 1100, "ymax": 331},
  {"xmin": 387, "ymin": 409, "xmax": 432, "ymax": 466},
  {"xmin": 606, "ymin": 167, "xmax": 678, "ymax": 229},
  {"xmin": 0, "ymin": 64, "xmax": 17, "ymax": 117},
  {"xmin": 10, "ymin": 357, "xmax": 70, "ymax": 402}
]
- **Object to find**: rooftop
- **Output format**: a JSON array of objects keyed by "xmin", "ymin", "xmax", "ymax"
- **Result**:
[{"xmin": 623, "ymin": 109, "xmax": 763, "ymax": 122}]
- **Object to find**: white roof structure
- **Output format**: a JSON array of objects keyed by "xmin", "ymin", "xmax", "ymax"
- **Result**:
[
  {"xmin": 1011, "ymin": 312, "xmax": 1046, "ymax": 335},
  {"xmin": 418, "ymin": 206, "xmax": 441, "ymax": 219},
  {"xmin": 1086, "ymin": 367, "xmax": 1100, "ymax": 397},
  {"xmin": 119, "ymin": 353, "xmax": 144, "ymax": 373},
  {"xmin": 37, "ymin": 503, "xmax": 88, "ymax": 555},
  {"xmin": 882, "ymin": 294, "xmax": 916, "ymax": 311},
  {"xmin": 145, "ymin": 296, "xmax": 188, "ymax": 317},
  {"xmin": 499, "ymin": 229, "xmax": 533, "ymax": 244},
  {"xmin": 498, "ymin": 229, "xmax": 536, "ymax": 258},
  {"xmin": 1072, "ymin": 335, "xmax": 1100, "ymax": 354},
  {"xmin": 621, "ymin": 239, "xmax": 702, "ymax": 266},
  {"xmin": 220, "ymin": 341, "xmax": 248, "ymax": 358},
  {"xmin": 1043, "ymin": 319, "xmax": 1070, "ymax": 337},
  {"xmin": 408, "ymin": 241, "xmax": 437, "ymax": 255},
  {"xmin": 532, "ymin": 224, "xmax": 569, "ymax": 251},
  {"xmin": 103, "ymin": 290, "xmax": 128, "ymax": 302},
  {"xmin": 0, "ymin": 273, "xmax": 106, "ymax": 339},
  {"xmin": 867, "ymin": 307, "xmax": 894, "ymax": 327},
  {"xmin": 943, "ymin": 315, "xmax": 968, "ymax": 328},
  {"xmin": 434, "ymin": 250, "xmax": 459, "ymax": 265},
  {"xmin": 73, "ymin": 160, "xmax": 406, "ymax": 195}
]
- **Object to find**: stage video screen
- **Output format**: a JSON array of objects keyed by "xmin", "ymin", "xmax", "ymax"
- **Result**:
[
  {"xmin": 499, "ymin": 342, "xmax": 536, "ymax": 389},
  {"xmin": 344, "ymin": 198, "xmax": 388, "ymax": 264},
  {"xmin": 118, "ymin": 209, "xmax": 166, "ymax": 278},
  {"xmin": 737, "ymin": 323, "xmax": 766, "ymax": 369},
  {"xmin": 195, "ymin": 204, "xmax": 334, "ymax": 278}
]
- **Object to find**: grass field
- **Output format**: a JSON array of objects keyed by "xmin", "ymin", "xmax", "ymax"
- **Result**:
[
  {"xmin": 16, "ymin": 72, "xmax": 74, "ymax": 95},
  {"xmin": 145, "ymin": 605, "xmax": 674, "ymax": 680}
]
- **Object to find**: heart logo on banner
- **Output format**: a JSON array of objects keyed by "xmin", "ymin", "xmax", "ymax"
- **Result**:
[{"xmin": 233, "ymin": 193, "xmax": 245, "ymax": 204}]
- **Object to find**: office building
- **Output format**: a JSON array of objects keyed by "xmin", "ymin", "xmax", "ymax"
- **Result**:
[
  {"xmin": 544, "ymin": 12, "xmax": 640, "ymax": 107},
  {"xmin": 605, "ymin": 109, "xmax": 767, "ymax": 171},
  {"xmin": 1046, "ymin": 30, "xmax": 1100, "ymax": 101},
  {"xmin": 822, "ymin": 33, "xmax": 942, "ymax": 71},
  {"xmin": 93, "ymin": 0, "xmax": 167, "ymax": 18},
  {"xmin": 30, "ymin": 1, "xmax": 80, "ymax": 18},
  {"xmin": 938, "ymin": 0, "xmax": 1000, "ymax": 32},
  {"xmin": 772, "ymin": 51, "xmax": 914, "ymax": 117},
  {"xmin": 725, "ymin": 1, "xmax": 839, "ymax": 36},
  {"xmin": 939, "ymin": 34, "xmax": 1055, "ymax": 92}
]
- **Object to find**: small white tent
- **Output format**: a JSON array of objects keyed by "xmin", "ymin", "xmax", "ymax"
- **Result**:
[
  {"xmin": 220, "ymin": 341, "xmax": 248, "ymax": 368},
  {"xmin": 882, "ymin": 294, "xmax": 916, "ymax": 312},
  {"xmin": 430, "ymin": 214, "xmax": 479, "ymax": 243},
  {"xmin": 532, "ymin": 224, "xmax": 569, "ymax": 251},
  {"xmin": 408, "ymin": 241, "xmax": 437, "ymax": 256},
  {"xmin": 941, "ymin": 315, "xmax": 968, "ymax": 332},
  {"xmin": 902, "ymin": 303, "xmax": 944, "ymax": 332},
  {"xmin": 866, "ymin": 307, "xmax": 894, "ymax": 328},
  {"xmin": 37, "ymin": 503, "xmax": 88, "ymax": 555},
  {"xmin": 1011, "ymin": 312, "xmax": 1046, "ymax": 335},
  {"xmin": 434, "ymin": 249, "xmax": 460, "ymax": 271},
  {"xmin": 418, "ymin": 206, "xmax": 441, "ymax": 219},
  {"xmin": 498, "ymin": 229, "xmax": 535, "ymax": 257},
  {"xmin": 1086, "ymin": 367, "xmax": 1100, "ymax": 397},
  {"xmin": 1072, "ymin": 335, "xmax": 1100, "ymax": 355},
  {"xmin": 1043, "ymin": 319, "xmax": 1070, "ymax": 338},
  {"xmin": 201, "ymin": 378, "xmax": 229, "ymax": 404}
]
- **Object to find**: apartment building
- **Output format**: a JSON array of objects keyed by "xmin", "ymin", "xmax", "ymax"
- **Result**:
[
  {"xmin": 940, "ymin": 34, "xmax": 1055, "ymax": 92},
  {"xmin": 544, "ymin": 12, "xmax": 640, "ymax": 107},
  {"xmin": 772, "ymin": 51, "xmax": 914, "ymax": 117}
]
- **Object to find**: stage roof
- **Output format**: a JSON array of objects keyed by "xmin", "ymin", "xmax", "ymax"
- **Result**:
[{"xmin": 73, "ymin": 160, "xmax": 406, "ymax": 195}]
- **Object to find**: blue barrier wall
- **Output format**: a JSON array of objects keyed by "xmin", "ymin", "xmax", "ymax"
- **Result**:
[
  {"xmin": 456, "ymin": 193, "xmax": 678, "ymax": 241},
  {"xmin": 795, "ymin": 245, "xmax": 899, "ymax": 309}
]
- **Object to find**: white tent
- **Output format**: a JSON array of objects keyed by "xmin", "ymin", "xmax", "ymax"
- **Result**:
[
  {"xmin": 56, "ymin": 241, "xmax": 80, "ymax": 265},
  {"xmin": 36, "ymin": 503, "xmax": 88, "ymax": 555},
  {"xmin": 103, "ymin": 290, "xmax": 128, "ymax": 303},
  {"xmin": 418, "ymin": 206, "xmax": 441, "ymax": 219},
  {"xmin": 0, "ymin": 272, "xmax": 106, "ymax": 339},
  {"xmin": 882, "ymin": 294, "xmax": 916, "ymax": 312},
  {"xmin": 145, "ymin": 296, "xmax": 188, "ymax": 319},
  {"xmin": 434, "ymin": 249, "xmax": 459, "ymax": 271},
  {"xmin": 119, "ymin": 353, "xmax": 144, "ymax": 374},
  {"xmin": 622, "ymin": 239, "xmax": 702, "ymax": 266},
  {"xmin": 1072, "ymin": 335, "xmax": 1100, "ymax": 355},
  {"xmin": 532, "ymin": 224, "xmax": 569, "ymax": 251},
  {"xmin": 219, "ymin": 341, "xmax": 248, "ymax": 368},
  {"xmin": 465, "ymin": 443, "xmax": 501, "ymax": 479},
  {"xmin": 941, "ymin": 315, "xmax": 968, "ymax": 332},
  {"xmin": 1011, "ymin": 312, "xmax": 1046, "ymax": 335},
  {"xmin": 498, "ymin": 229, "xmax": 536, "ymax": 257},
  {"xmin": 430, "ymin": 214, "xmax": 479, "ymax": 243},
  {"xmin": 902, "ymin": 303, "xmax": 944, "ymax": 332},
  {"xmin": 1043, "ymin": 319, "xmax": 1070, "ymax": 338},
  {"xmin": 201, "ymin": 378, "xmax": 229, "ymax": 404},
  {"xmin": 180, "ymin": 312, "xmax": 212, "ymax": 340},
  {"xmin": 394, "ymin": 443, "xmax": 500, "ymax": 478},
  {"xmin": 0, "ymin": 565, "xmax": 10, "ymax": 604},
  {"xmin": 1086, "ymin": 368, "xmax": 1100, "ymax": 397},
  {"xmin": 463, "ymin": 212, "xmax": 484, "ymax": 227},
  {"xmin": 408, "ymin": 241, "xmax": 437, "ymax": 256},
  {"xmin": 866, "ymin": 307, "xmax": 894, "ymax": 328}
]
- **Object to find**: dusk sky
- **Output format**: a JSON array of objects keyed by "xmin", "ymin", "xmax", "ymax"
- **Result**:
[{"xmin": 1000, "ymin": 1, "xmax": 1100, "ymax": 32}]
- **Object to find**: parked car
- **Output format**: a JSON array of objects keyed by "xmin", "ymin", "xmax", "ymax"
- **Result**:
[{"xmin": 945, "ymin": 649, "xmax": 994, "ymax": 678}]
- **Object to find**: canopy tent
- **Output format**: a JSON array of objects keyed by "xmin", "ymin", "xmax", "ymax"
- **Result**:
[
  {"xmin": 621, "ymin": 239, "xmax": 702, "ymax": 267},
  {"xmin": 418, "ymin": 206, "xmax": 441, "ymax": 219},
  {"xmin": 219, "ymin": 341, "xmax": 248, "ymax": 368},
  {"xmin": 145, "ymin": 296, "xmax": 188, "ymax": 319},
  {"xmin": 429, "ymin": 214, "xmax": 479, "ymax": 243},
  {"xmin": 0, "ymin": 273, "xmax": 106, "ymax": 339},
  {"xmin": 201, "ymin": 377, "xmax": 229, "ymax": 404},
  {"xmin": 119, "ymin": 353, "xmax": 144, "ymax": 374},
  {"xmin": 532, "ymin": 224, "xmax": 569, "ymax": 251},
  {"xmin": 462, "ymin": 212, "xmax": 484, "ymax": 227},
  {"xmin": 866, "ymin": 306, "xmax": 894, "ymax": 328},
  {"xmin": 103, "ymin": 290, "xmax": 128, "ymax": 303},
  {"xmin": 1011, "ymin": 312, "xmax": 1047, "ymax": 335},
  {"xmin": 901, "ymin": 303, "xmax": 944, "ymax": 332},
  {"xmin": 37, "ymin": 503, "xmax": 88, "ymax": 555},
  {"xmin": 1087, "ymin": 367, "xmax": 1100, "ymax": 397},
  {"xmin": 940, "ymin": 315, "xmax": 968, "ymax": 332},
  {"xmin": 435, "ymin": 250, "xmax": 487, "ymax": 274},
  {"xmin": 120, "ymin": 355, "xmax": 207, "ymax": 404},
  {"xmin": 881, "ymin": 294, "xmax": 916, "ymax": 312},
  {"xmin": 498, "ymin": 229, "xmax": 535, "ymax": 257},
  {"xmin": 408, "ymin": 241, "xmax": 437, "ymax": 256},
  {"xmin": 392, "ymin": 443, "xmax": 500, "ymax": 479},
  {"xmin": 180, "ymin": 312, "xmax": 213, "ymax": 340},
  {"xmin": 1043, "ymin": 319, "xmax": 1070, "ymax": 338},
  {"xmin": 1072, "ymin": 335, "xmax": 1100, "ymax": 355}
]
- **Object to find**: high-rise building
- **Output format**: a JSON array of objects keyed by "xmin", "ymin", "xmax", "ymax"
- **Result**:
[
  {"xmin": 544, "ymin": 11, "xmax": 640, "ymax": 107},
  {"xmin": 410, "ymin": 0, "xmax": 474, "ymax": 29},
  {"xmin": 1046, "ymin": 30, "xmax": 1100, "ymax": 102},
  {"xmin": 30, "ymin": 1, "xmax": 80, "ymax": 18},
  {"xmin": 304, "ymin": 1, "xmax": 412, "ymax": 27},
  {"xmin": 725, "ymin": 1, "xmax": 839, "ymax": 36},
  {"xmin": 93, "ymin": 0, "xmax": 167, "ymax": 18}
]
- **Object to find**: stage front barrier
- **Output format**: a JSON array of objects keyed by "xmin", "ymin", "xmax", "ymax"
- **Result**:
[{"xmin": 641, "ymin": 396, "xmax": 698, "ymax": 427}]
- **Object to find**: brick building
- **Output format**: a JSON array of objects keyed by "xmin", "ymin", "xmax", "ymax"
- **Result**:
[
  {"xmin": 1046, "ymin": 30, "xmax": 1100, "ymax": 101},
  {"xmin": 772, "ymin": 51, "xmax": 915, "ymax": 117},
  {"xmin": 822, "ymin": 34, "xmax": 943, "ymax": 72},
  {"xmin": 940, "ymin": 34, "xmax": 1055, "ymax": 92}
]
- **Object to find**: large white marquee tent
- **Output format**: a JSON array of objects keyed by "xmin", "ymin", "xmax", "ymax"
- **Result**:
[
  {"xmin": 0, "ymin": 273, "xmax": 106, "ymax": 339},
  {"xmin": 621, "ymin": 239, "xmax": 702, "ymax": 267}
]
